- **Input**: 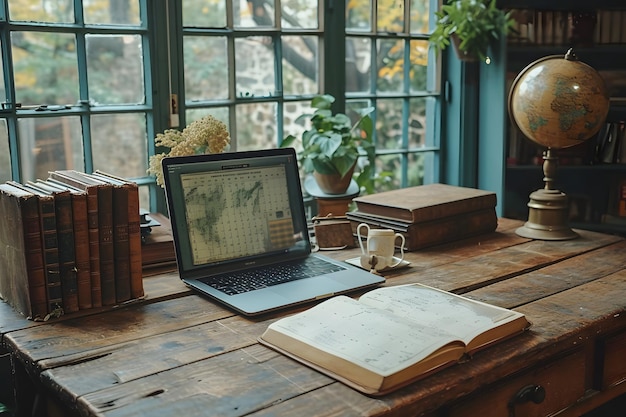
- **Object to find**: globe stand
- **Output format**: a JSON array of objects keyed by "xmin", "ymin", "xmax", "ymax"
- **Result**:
[{"xmin": 516, "ymin": 148, "xmax": 578, "ymax": 240}]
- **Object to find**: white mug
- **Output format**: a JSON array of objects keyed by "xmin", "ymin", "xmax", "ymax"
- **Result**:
[{"xmin": 357, "ymin": 223, "xmax": 405, "ymax": 272}]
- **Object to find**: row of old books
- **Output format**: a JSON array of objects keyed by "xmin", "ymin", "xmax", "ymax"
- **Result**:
[
  {"xmin": 0, "ymin": 170, "xmax": 144, "ymax": 321},
  {"xmin": 508, "ymin": 9, "xmax": 626, "ymax": 46},
  {"xmin": 346, "ymin": 184, "xmax": 498, "ymax": 251}
]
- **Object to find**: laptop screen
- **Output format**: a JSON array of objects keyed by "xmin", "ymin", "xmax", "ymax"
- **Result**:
[{"xmin": 162, "ymin": 149, "xmax": 311, "ymax": 278}]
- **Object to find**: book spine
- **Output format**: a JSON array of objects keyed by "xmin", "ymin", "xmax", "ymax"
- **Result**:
[
  {"xmin": 39, "ymin": 197, "xmax": 63, "ymax": 313},
  {"xmin": 111, "ymin": 185, "xmax": 131, "ymax": 303},
  {"xmin": 356, "ymin": 196, "xmax": 498, "ymax": 223},
  {"xmin": 349, "ymin": 209, "xmax": 498, "ymax": 251},
  {"xmin": 85, "ymin": 188, "xmax": 102, "ymax": 307},
  {"xmin": 71, "ymin": 193, "xmax": 92, "ymax": 310},
  {"xmin": 55, "ymin": 193, "xmax": 79, "ymax": 314},
  {"xmin": 0, "ymin": 187, "xmax": 48, "ymax": 319},
  {"xmin": 21, "ymin": 194, "xmax": 48, "ymax": 318},
  {"xmin": 98, "ymin": 186, "xmax": 116, "ymax": 306},
  {"xmin": 127, "ymin": 184, "xmax": 144, "ymax": 299}
]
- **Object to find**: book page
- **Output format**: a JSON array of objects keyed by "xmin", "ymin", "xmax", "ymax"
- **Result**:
[
  {"xmin": 266, "ymin": 295, "xmax": 463, "ymax": 377},
  {"xmin": 358, "ymin": 284, "xmax": 521, "ymax": 345}
]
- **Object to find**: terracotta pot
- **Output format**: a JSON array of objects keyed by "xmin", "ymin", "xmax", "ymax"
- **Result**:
[
  {"xmin": 313, "ymin": 166, "xmax": 355, "ymax": 195},
  {"xmin": 451, "ymin": 34, "xmax": 478, "ymax": 62}
]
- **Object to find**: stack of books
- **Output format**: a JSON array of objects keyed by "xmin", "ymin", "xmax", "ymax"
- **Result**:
[
  {"xmin": 347, "ymin": 184, "xmax": 498, "ymax": 251},
  {"xmin": 0, "ymin": 170, "xmax": 144, "ymax": 321}
]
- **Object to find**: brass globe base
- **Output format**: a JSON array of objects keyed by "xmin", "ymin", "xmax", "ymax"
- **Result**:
[{"xmin": 515, "ymin": 188, "xmax": 578, "ymax": 241}]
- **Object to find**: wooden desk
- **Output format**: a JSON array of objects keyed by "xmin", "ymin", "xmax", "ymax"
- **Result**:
[{"xmin": 1, "ymin": 219, "xmax": 625, "ymax": 417}]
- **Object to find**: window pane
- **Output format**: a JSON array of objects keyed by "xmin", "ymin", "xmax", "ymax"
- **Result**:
[
  {"xmin": 346, "ymin": 0, "xmax": 371, "ymax": 31},
  {"xmin": 283, "ymin": 100, "xmax": 313, "ymax": 147},
  {"xmin": 410, "ymin": 0, "xmax": 430, "ymax": 34},
  {"xmin": 183, "ymin": 0, "xmax": 227, "ymax": 28},
  {"xmin": 408, "ymin": 152, "xmax": 427, "ymax": 186},
  {"xmin": 409, "ymin": 40, "xmax": 428, "ymax": 92},
  {"xmin": 281, "ymin": 0, "xmax": 318, "ymax": 29},
  {"xmin": 282, "ymin": 36, "xmax": 318, "ymax": 95},
  {"xmin": 83, "ymin": 0, "xmax": 141, "ymax": 25},
  {"xmin": 376, "ymin": 153, "xmax": 401, "ymax": 190},
  {"xmin": 346, "ymin": 37, "xmax": 371, "ymax": 93},
  {"xmin": 409, "ymin": 97, "xmax": 427, "ymax": 148},
  {"xmin": 12, "ymin": 32, "xmax": 78, "ymax": 107},
  {"xmin": 184, "ymin": 36, "xmax": 229, "ymax": 101},
  {"xmin": 236, "ymin": 0, "xmax": 275, "ymax": 28},
  {"xmin": 236, "ymin": 102, "xmax": 277, "ymax": 150},
  {"xmin": 18, "ymin": 116, "xmax": 83, "ymax": 181},
  {"xmin": 91, "ymin": 113, "xmax": 147, "ymax": 178},
  {"xmin": 87, "ymin": 35, "xmax": 144, "ymax": 105},
  {"xmin": 9, "ymin": 0, "xmax": 74, "ymax": 23},
  {"xmin": 0, "ymin": 119, "xmax": 10, "ymax": 182},
  {"xmin": 235, "ymin": 37, "xmax": 276, "ymax": 98},
  {"xmin": 186, "ymin": 107, "xmax": 230, "ymax": 133},
  {"xmin": 377, "ymin": 0, "xmax": 404, "ymax": 33},
  {"xmin": 376, "ymin": 98, "xmax": 403, "ymax": 149},
  {"xmin": 377, "ymin": 38, "xmax": 403, "ymax": 93}
]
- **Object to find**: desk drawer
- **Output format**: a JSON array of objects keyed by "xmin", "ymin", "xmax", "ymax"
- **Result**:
[
  {"xmin": 602, "ymin": 330, "xmax": 626, "ymax": 389},
  {"xmin": 449, "ymin": 349, "xmax": 586, "ymax": 417}
]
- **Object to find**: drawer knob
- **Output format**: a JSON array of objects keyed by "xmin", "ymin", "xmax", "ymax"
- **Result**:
[{"xmin": 507, "ymin": 384, "xmax": 546, "ymax": 417}]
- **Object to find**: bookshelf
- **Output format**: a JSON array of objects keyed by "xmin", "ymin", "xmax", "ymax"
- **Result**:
[{"xmin": 499, "ymin": 0, "xmax": 626, "ymax": 236}]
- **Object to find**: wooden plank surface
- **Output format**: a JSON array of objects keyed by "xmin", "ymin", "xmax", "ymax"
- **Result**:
[{"xmin": 53, "ymin": 269, "xmax": 626, "ymax": 417}]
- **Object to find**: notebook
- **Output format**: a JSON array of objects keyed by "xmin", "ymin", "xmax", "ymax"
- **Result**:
[{"xmin": 161, "ymin": 148, "xmax": 384, "ymax": 315}]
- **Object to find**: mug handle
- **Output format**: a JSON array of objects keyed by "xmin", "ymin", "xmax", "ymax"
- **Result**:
[
  {"xmin": 357, "ymin": 223, "xmax": 369, "ymax": 255},
  {"xmin": 389, "ymin": 233, "xmax": 405, "ymax": 268}
]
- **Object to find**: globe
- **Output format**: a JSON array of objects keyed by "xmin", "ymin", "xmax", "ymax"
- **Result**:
[
  {"xmin": 508, "ymin": 49, "xmax": 610, "ymax": 150},
  {"xmin": 507, "ymin": 49, "xmax": 610, "ymax": 241}
]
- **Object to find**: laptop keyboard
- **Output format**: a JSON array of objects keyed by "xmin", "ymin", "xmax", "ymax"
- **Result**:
[{"xmin": 200, "ymin": 257, "xmax": 346, "ymax": 296}]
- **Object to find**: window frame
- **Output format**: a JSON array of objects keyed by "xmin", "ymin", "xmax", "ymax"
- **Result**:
[{"xmin": 1, "ymin": 0, "xmax": 452, "ymax": 214}]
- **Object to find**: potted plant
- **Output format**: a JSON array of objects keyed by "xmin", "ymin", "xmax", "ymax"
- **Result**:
[
  {"xmin": 281, "ymin": 94, "xmax": 376, "ymax": 194},
  {"xmin": 429, "ymin": 0, "xmax": 515, "ymax": 62}
]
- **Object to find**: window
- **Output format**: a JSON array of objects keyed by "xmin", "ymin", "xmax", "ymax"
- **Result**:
[{"xmin": 1, "ymin": 0, "xmax": 441, "ymax": 212}]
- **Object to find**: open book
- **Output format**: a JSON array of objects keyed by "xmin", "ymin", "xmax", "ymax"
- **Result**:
[{"xmin": 259, "ymin": 284, "xmax": 530, "ymax": 395}]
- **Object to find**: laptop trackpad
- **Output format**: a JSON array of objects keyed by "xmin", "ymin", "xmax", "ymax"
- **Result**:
[{"xmin": 270, "ymin": 276, "xmax": 350, "ymax": 300}]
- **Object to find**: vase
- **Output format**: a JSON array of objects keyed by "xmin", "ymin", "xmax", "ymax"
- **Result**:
[
  {"xmin": 451, "ymin": 34, "xmax": 479, "ymax": 62},
  {"xmin": 313, "ymin": 167, "xmax": 355, "ymax": 195}
]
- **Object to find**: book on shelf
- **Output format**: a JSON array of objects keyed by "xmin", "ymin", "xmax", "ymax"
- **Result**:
[
  {"xmin": 351, "ymin": 184, "xmax": 497, "ymax": 224},
  {"xmin": 93, "ymin": 171, "xmax": 144, "ymax": 299},
  {"xmin": 7, "ymin": 181, "xmax": 63, "ymax": 315},
  {"xmin": 346, "ymin": 208, "xmax": 498, "ymax": 251},
  {"xmin": 0, "ymin": 183, "xmax": 48, "ymax": 319},
  {"xmin": 259, "ymin": 284, "xmax": 531, "ymax": 396},
  {"xmin": 38, "ymin": 180, "xmax": 93, "ymax": 310},
  {"xmin": 48, "ymin": 170, "xmax": 116, "ymax": 306}
]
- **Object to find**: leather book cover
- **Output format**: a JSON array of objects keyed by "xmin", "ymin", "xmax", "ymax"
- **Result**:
[
  {"xmin": 91, "ymin": 172, "xmax": 131, "ymax": 303},
  {"xmin": 9, "ymin": 182, "xmax": 64, "ymax": 314},
  {"xmin": 27, "ymin": 181, "xmax": 79, "ymax": 314},
  {"xmin": 94, "ymin": 171, "xmax": 143, "ymax": 300},
  {"xmin": 48, "ymin": 171, "xmax": 102, "ymax": 307},
  {"xmin": 347, "ymin": 208, "xmax": 498, "ymax": 251},
  {"xmin": 48, "ymin": 171, "xmax": 115, "ymax": 306},
  {"xmin": 352, "ymin": 184, "xmax": 497, "ymax": 223},
  {"xmin": 68, "ymin": 189, "xmax": 92, "ymax": 310},
  {"xmin": 0, "ymin": 184, "xmax": 48, "ymax": 320},
  {"xmin": 42, "ymin": 179, "xmax": 92, "ymax": 310},
  {"xmin": 95, "ymin": 181, "xmax": 116, "ymax": 306}
]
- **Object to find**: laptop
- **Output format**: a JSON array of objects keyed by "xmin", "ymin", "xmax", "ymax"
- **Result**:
[{"xmin": 161, "ymin": 148, "xmax": 384, "ymax": 315}]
